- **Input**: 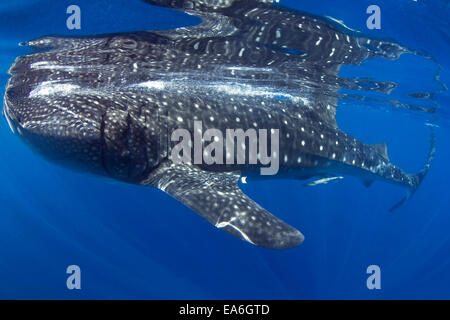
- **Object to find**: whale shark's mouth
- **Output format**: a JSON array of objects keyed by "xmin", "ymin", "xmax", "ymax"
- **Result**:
[
  {"xmin": 3, "ymin": 88, "xmax": 20, "ymax": 135},
  {"xmin": 3, "ymin": 101, "xmax": 16, "ymax": 134}
]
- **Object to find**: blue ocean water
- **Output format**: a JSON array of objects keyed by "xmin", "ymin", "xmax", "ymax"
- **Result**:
[{"xmin": 0, "ymin": 0, "xmax": 449, "ymax": 299}]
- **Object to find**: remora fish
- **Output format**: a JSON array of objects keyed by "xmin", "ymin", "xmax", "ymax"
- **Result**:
[{"xmin": 3, "ymin": 0, "xmax": 435, "ymax": 249}]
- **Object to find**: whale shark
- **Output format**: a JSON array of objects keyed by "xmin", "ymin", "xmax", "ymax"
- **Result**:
[{"xmin": 3, "ymin": 0, "xmax": 435, "ymax": 249}]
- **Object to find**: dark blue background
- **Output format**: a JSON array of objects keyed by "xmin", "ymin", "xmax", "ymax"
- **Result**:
[{"xmin": 0, "ymin": 0, "xmax": 449, "ymax": 299}]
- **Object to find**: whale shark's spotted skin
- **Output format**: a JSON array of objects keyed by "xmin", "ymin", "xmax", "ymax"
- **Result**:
[{"xmin": 3, "ymin": 0, "xmax": 435, "ymax": 249}]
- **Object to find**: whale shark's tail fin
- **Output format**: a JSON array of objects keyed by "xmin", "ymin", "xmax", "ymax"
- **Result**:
[{"xmin": 390, "ymin": 126, "xmax": 436, "ymax": 211}]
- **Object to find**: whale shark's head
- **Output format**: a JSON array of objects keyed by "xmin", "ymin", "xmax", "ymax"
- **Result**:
[
  {"xmin": 3, "ymin": 45, "xmax": 161, "ymax": 183},
  {"xmin": 4, "ymin": 77, "xmax": 107, "ymax": 174}
]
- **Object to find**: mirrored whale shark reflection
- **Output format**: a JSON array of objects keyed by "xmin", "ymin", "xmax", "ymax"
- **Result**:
[{"xmin": 3, "ymin": 0, "xmax": 438, "ymax": 249}]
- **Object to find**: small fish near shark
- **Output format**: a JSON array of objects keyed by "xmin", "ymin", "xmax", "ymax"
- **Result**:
[{"xmin": 3, "ymin": 0, "xmax": 436, "ymax": 249}]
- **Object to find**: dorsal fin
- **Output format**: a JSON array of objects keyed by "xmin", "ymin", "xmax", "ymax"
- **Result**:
[{"xmin": 373, "ymin": 143, "xmax": 389, "ymax": 161}]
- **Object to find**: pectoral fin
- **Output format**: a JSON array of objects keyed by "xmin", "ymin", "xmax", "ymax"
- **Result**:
[{"xmin": 142, "ymin": 161, "xmax": 304, "ymax": 249}]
